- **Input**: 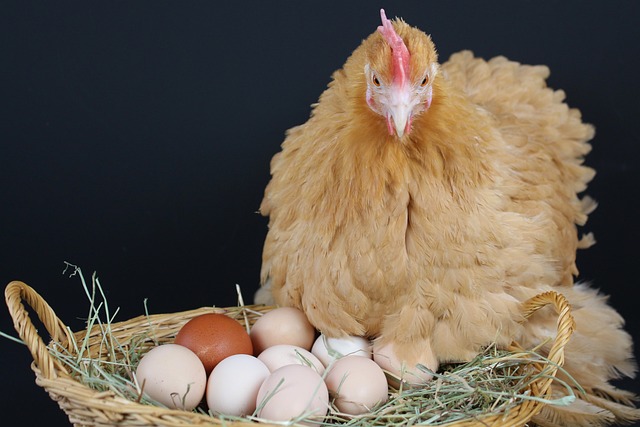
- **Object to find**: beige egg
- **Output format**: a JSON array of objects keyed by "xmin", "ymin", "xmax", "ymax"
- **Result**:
[
  {"xmin": 135, "ymin": 344, "xmax": 207, "ymax": 410},
  {"xmin": 206, "ymin": 354, "xmax": 270, "ymax": 416},
  {"xmin": 256, "ymin": 364, "xmax": 329, "ymax": 425},
  {"xmin": 258, "ymin": 344, "xmax": 325, "ymax": 375},
  {"xmin": 250, "ymin": 307, "xmax": 316, "ymax": 354},
  {"xmin": 325, "ymin": 355, "xmax": 388, "ymax": 415}
]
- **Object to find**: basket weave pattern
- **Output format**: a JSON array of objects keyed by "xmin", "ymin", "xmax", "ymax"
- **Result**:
[{"xmin": 5, "ymin": 281, "xmax": 575, "ymax": 427}]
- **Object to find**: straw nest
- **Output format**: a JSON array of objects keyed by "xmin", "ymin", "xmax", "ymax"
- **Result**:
[{"xmin": 4, "ymin": 266, "xmax": 576, "ymax": 427}]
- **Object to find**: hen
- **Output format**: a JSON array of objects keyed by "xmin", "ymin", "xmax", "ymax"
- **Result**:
[{"xmin": 255, "ymin": 9, "xmax": 638, "ymax": 425}]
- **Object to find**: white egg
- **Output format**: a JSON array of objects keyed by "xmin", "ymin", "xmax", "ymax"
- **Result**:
[
  {"xmin": 256, "ymin": 364, "xmax": 329, "ymax": 425},
  {"xmin": 325, "ymin": 355, "xmax": 388, "ymax": 415},
  {"xmin": 258, "ymin": 344, "xmax": 325, "ymax": 375},
  {"xmin": 206, "ymin": 354, "xmax": 270, "ymax": 416},
  {"xmin": 135, "ymin": 344, "xmax": 207, "ymax": 410},
  {"xmin": 311, "ymin": 334, "xmax": 372, "ymax": 367}
]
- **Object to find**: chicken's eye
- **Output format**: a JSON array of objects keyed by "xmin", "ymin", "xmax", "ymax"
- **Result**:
[
  {"xmin": 372, "ymin": 75, "xmax": 381, "ymax": 87},
  {"xmin": 420, "ymin": 75, "xmax": 429, "ymax": 87}
]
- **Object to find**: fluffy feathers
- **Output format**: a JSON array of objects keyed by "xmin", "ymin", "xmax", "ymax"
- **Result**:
[{"xmin": 255, "ymin": 11, "xmax": 638, "ymax": 426}]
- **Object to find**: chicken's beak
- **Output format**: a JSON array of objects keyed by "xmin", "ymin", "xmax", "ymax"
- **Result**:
[
  {"xmin": 388, "ymin": 104, "xmax": 411, "ymax": 138},
  {"xmin": 386, "ymin": 86, "xmax": 414, "ymax": 138}
]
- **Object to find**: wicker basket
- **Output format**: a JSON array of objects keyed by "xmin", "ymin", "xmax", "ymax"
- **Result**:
[{"xmin": 5, "ymin": 280, "xmax": 575, "ymax": 427}]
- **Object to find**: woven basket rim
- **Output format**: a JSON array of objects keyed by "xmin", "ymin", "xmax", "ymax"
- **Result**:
[{"xmin": 5, "ymin": 280, "xmax": 575, "ymax": 427}]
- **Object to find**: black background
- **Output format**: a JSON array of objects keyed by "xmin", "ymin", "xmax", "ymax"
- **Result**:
[{"xmin": 2, "ymin": 1, "xmax": 639, "ymax": 425}]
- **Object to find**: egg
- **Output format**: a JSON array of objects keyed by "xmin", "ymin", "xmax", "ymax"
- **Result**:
[
  {"xmin": 206, "ymin": 354, "xmax": 270, "ymax": 416},
  {"xmin": 258, "ymin": 344, "xmax": 325, "ymax": 375},
  {"xmin": 250, "ymin": 307, "xmax": 316, "ymax": 354},
  {"xmin": 372, "ymin": 341, "xmax": 438, "ymax": 386},
  {"xmin": 256, "ymin": 364, "xmax": 329, "ymax": 425},
  {"xmin": 135, "ymin": 344, "xmax": 207, "ymax": 410},
  {"xmin": 325, "ymin": 355, "xmax": 388, "ymax": 415},
  {"xmin": 311, "ymin": 334, "xmax": 372, "ymax": 367},
  {"xmin": 174, "ymin": 313, "xmax": 253, "ymax": 374}
]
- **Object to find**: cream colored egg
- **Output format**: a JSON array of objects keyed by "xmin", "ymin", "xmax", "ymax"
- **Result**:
[
  {"xmin": 206, "ymin": 354, "xmax": 270, "ymax": 416},
  {"xmin": 311, "ymin": 334, "xmax": 372, "ymax": 367},
  {"xmin": 258, "ymin": 344, "xmax": 325, "ymax": 375},
  {"xmin": 135, "ymin": 344, "xmax": 207, "ymax": 410},
  {"xmin": 325, "ymin": 355, "xmax": 388, "ymax": 415},
  {"xmin": 250, "ymin": 307, "xmax": 316, "ymax": 354},
  {"xmin": 256, "ymin": 364, "xmax": 329, "ymax": 425}
]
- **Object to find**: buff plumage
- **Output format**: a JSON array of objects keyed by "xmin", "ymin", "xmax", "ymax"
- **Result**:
[{"xmin": 256, "ymin": 10, "xmax": 638, "ymax": 426}]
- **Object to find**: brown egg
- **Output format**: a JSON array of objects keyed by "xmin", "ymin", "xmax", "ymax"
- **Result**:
[
  {"xmin": 250, "ymin": 307, "xmax": 316, "ymax": 355},
  {"xmin": 174, "ymin": 313, "xmax": 253, "ymax": 374}
]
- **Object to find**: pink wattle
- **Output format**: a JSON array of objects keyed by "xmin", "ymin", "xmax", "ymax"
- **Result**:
[{"xmin": 385, "ymin": 115, "xmax": 395, "ymax": 135}]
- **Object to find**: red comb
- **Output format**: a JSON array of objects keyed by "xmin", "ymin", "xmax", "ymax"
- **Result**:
[{"xmin": 377, "ymin": 9, "xmax": 410, "ymax": 87}]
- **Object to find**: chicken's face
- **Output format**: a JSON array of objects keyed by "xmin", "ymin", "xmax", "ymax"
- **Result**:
[{"xmin": 364, "ymin": 10, "xmax": 438, "ymax": 139}]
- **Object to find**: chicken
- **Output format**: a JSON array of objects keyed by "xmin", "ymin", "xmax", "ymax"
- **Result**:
[{"xmin": 255, "ymin": 9, "xmax": 638, "ymax": 425}]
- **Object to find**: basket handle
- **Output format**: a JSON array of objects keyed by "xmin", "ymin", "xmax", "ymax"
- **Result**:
[
  {"xmin": 518, "ymin": 290, "xmax": 576, "ymax": 394},
  {"xmin": 5, "ymin": 281, "xmax": 73, "ymax": 379}
]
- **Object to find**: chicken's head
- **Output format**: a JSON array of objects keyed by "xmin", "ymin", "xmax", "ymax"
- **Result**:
[{"xmin": 364, "ymin": 9, "xmax": 438, "ymax": 139}]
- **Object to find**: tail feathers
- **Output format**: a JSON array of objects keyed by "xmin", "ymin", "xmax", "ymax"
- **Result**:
[
  {"xmin": 590, "ymin": 384, "xmax": 639, "ymax": 407},
  {"xmin": 532, "ymin": 386, "xmax": 640, "ymax": 427},
  {"xmin": 577, "ymin": 232, "xmax": 596, "ymax": 249},
  {"xmin": 583, "ymin": 391, "xmax": 640, "ymax": 425},
  {"xmin": 533, "ymin": 396, "xmax": 615, "ymax": 427}
]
